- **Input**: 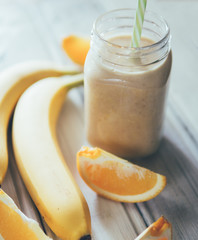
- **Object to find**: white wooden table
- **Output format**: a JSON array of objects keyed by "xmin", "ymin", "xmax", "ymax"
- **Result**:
[{"xmin": 1, "ymin": 0, "xmax": 198, "ymax": 239}]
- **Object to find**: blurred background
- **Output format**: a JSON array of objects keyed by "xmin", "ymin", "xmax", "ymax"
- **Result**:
[{"xmin": 0, "ymin": 0, "xmax": 197, "ymax": 132}]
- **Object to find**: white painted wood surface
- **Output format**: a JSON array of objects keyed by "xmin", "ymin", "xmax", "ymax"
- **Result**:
[{"xmin": 0, "ymin": 0, "xmax": 198, "ymax": 239}]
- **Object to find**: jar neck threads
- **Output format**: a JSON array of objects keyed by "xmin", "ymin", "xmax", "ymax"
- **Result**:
[{"xmin": 91, "ymin": 8, "xmax": 171, "ymax": 69}]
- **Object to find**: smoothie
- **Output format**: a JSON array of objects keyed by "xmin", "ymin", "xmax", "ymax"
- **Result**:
[{"xmin": 84, "ymin": 9, "xmax": 172, "ymax": 158}]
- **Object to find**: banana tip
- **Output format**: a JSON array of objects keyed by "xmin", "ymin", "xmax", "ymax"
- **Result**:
[{"xmin": 80, "ymin": 234, "xmax": 91, "ymax": 240}]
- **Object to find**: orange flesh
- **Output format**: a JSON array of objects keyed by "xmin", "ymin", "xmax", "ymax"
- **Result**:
[
  {"xmin": 78, "ymin": 147, "xmax": 101, "ymax": 159},
  {"xmin": 62, "ymin": 35, "xmax": 90, "ymax": 66},
  {"xmin": 83, "ymin": 161, "xmax": 157, "ymax": 195},
  {"xmin": 151, "ymin": 216, "xmax": 170, "ymax": 236},
  {"xmin": 0, "ymin": 200, "xmax": 39, "ymax": 240}
]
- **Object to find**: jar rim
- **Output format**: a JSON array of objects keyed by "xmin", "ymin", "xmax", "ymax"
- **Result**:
[{"xmin": 92, "ymin": 8, "xmax": 170, "ymax": 52}]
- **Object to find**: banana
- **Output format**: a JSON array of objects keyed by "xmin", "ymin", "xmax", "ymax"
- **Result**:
[
  {"xmin": 12, "ymin": 74, "xmax": 91, "ymax": 240},
  {"xmin": 0, "ymin": 61, "xmax": 80, "ymax": 184}
]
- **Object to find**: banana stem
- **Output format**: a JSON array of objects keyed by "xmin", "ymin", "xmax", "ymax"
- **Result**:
[{"xmin": 61, "ymin": 73, "xmax": 84, "ymax": 90}]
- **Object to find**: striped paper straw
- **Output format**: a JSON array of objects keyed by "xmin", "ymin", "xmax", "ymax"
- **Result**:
[{"xmin": 132, "ymin": 0, "xmax": 147, "ymax": 48}]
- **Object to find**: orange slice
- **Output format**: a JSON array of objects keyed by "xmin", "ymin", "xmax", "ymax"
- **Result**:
[
  {"xmin": 135, "ymin": 216, "xmax": 172, "ymax": 240},
  {"xmin": 62, "ymin": 35, "xmax": 90, "ymax": 66},
  {"xmin": 77, "ymin": 147, "xmax": 166, "ymax": 202},
  {"xmin": 0, "ymin": 189, "xmax": 52, "ymax": 240}
]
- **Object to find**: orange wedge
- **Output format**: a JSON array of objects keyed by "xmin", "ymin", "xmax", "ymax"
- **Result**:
[
  {"xmin": 0, "ymin": 189, "xmax": 52, "ymax": 240},
  {"xmin": 62, "ymin": 35, "xmax": 90, "ymax": 66},
  {"xmin": 77, "ymin": 147, "xmax": 166, "ymax": 202},
  {"xmin": 135, "ymin": 216, "xmax": 172, "ymax": 240}
]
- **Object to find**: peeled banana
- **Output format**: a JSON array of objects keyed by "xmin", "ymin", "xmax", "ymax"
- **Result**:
[
  {"xmin": 0, "ymin": 61, "xmax": 80, "ymax": 184},
  {"xmin": 12, "ymin": 74, "xmax": 91, "ymax": 240}
]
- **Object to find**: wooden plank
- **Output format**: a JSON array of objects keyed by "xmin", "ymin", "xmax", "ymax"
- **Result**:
[
  {"xmin": 0, "ymin": 1, "xmax": 55, "ymax": 70},
  {"xmin": 57, "ymin": 89, "xmax": 140, "ymax": 240},
  {"xmin": 1, "ymin": 168, "xmax": 20, "ymax": 208},
  {"xmin": 0, "ymin": 0, "xmax": 198, "ymax": 239},
  {"xmin": 127, "ymin": 106, "xmax": 198, "ymax": 239}
]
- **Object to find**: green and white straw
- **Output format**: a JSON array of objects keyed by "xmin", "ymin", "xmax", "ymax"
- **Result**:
[{"xmin": 132, "ymin": 0, "xmax": 147, "ymax": 47}]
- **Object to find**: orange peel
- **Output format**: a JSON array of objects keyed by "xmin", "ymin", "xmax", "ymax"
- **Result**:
[
  {"xmin": 77, "ymin": 146, "xmax": 166, "ymax": 202},
  {"xmin": 62, "ymin": 35, "xmax": 90, "ymax": 66},
  {"xmin": 0, "ymin": 189, "xmax": 52, "ymax": 240},
  {"xmin": 135, "ymin": 216, "xmax": 172, "ymax": 240}
]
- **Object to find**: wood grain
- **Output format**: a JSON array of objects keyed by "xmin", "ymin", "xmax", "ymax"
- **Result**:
[{"xmin": 0, "ymin": 0, "xmax": 198, "ymax": 239}]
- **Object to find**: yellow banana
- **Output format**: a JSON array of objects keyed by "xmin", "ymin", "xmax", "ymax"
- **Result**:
[
  {"xmin": 0, "ymin": 61, "xmax": 80, "ymax": 184},
  {"xmin": 12, "ymin": 74, "xmax": 91, "ymax": 240}
]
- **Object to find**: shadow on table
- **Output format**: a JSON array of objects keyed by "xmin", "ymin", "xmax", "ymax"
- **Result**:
[
  {"xmin": 59, "ymin": 96, "xmax": 198, "ymax": 238},
  {"xmin": 95, "ymin": 137, "xmax": 198, "ymax": 239},
  {"xmin": 131, "ymin": 137, "xmax": 198, "ymax": 239}
]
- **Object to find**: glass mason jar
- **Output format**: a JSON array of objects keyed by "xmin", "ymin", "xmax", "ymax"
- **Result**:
[{"xmin": 84, "ymin": 9, "xmax": 172, "ymax": 158}]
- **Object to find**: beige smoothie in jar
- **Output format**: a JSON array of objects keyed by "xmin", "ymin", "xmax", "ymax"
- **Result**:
[{"xmin": 84, "ymin": 9, "xmax": 172, "ymax": 158}]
